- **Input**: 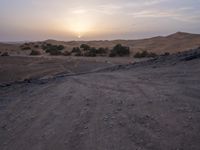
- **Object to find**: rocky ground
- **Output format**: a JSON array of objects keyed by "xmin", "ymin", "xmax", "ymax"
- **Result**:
[{"xmin": 0, "ymin": 48, "xmax": 200, "ymax": 150}]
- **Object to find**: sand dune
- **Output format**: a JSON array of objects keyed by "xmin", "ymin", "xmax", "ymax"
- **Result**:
[
  {"xmin": 43, "ymin": 32, "xmax": 200, "ymax": 54},
  {"xmin": 1, "ymin": 32, "xmax": 200, "ymax": 56}
]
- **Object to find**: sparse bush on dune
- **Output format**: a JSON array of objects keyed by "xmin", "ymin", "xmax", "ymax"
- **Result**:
[
  {"xmin": 57, "ymin": 45, "xmax": 65, "ymax": 50},
  {"xmin": 134, "ymin": 50, "xmax": 157, "ymax": 58},
  {"xmin": 63, "ymin": 51, "xmax": 71, "ymax": 56},
  {"xmin": 34, "ymin": 45, "xmax": 39, "ymax": 48},
  {"xmin": 30, "ymin": 50, "xmax": 41, "ymax": 56},
  {"xmin": 84, "ymin": 47, "xmax": 97, "ymax": 57},
  {"xmin": 163, "ymin": 52, "xmax": 170, "ymax": 56},
  {"xmin": 96, "ymin": 47, "xmax": 108, "ymax": 55},
  {"xmin": 71, "ymin": 47, "xmax": 82, "ymax": 56},
  {"xmin": 41, "ymin": 43, "xmax": 65, "ymax": 56},
  {"xmin": 42, "ymin": 43, "xmax": 65, "ymax": 52},
  {"xmin": 48, "ymin": 49, "xmax": 62, "ymax": 56},
  {"xmin": 80, "ymin": 44, "xmax": 90, "ymax": 51},
  {"xmin": 20, "ymin": 43, "xmax": 32, "ymax": 50},
  {"xmin": 109, "ymin": 52, "xmax": 116, "ymax": 57},
  {"xmin": 74, "ymin": 52, "xmax": 83, "ymax": 56},
  {"xmin": 71, "ymin": 47, "xmax": 81, "ymax": 53},
  {"xmin": 1, "ymin": 52, "xmax": 9, "ymax": 56},
  {"xmin": 109, "ymin": 44, "xmax": 130, "ymax": 57}
]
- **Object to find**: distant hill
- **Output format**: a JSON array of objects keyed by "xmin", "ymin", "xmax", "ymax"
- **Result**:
[
  {"xmin": 1, "ymin": 32, "xmax": 200, "ymax": 55},
  {"xmin": 43, "ymin": 32, "xmax": 200, "ymax": 54}
]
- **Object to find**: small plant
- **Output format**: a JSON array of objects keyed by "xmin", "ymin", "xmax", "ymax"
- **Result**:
[
  {"xmin": 22, "ymin": 46, "xmax": 31, "ymax": 50},
  {"xmin": 163, "ymin": 52, "xmax": 170, "ymax": 56},
  {"xmin": 71, "ymin": 47, "xmax": 82, "ymax": 56},
  {"xmin": 96, "ymin": 47, "xmax": 108, "ymax": 55},
  {"xmin": 30, "ymin": 50, "xmax": 41, "ymax": 55},
  {"xmin": 34, "ymin": 45, "xmax": 39, "ymax": 48},
  {"xmin": 80, "ymin": 44, "xmax": 90, "ymax": 51},
  {"xmin": 71, "ymin": 47, "xmax": 81, "ymax": 53},
  {"xmin": 109, "ymin": 44, "xmax": 130, "ymax": 57},
  {"xmin": 84, "ymin": 47, "xmax": 97, "ymax": 57},
  {"xmin": 1, "ymin": 52, "xmax": 9, "ymax": 56},
  {"xmin": 49, "ymin": 49, "xmax": 62, "ymax": 55},
  {"xmin": 134, "ymin": 50, "xmax": 157, "ymax": 58},
  {"xmin": 75, "ymin": 52, "xmax": 82, "ymax": 56},
  {"xmin": 63, "ymin": 51, "xmax": 71, "ymax": 56}
]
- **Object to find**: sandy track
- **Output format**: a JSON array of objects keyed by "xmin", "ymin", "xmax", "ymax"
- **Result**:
[{"xmin": 0, "ymin": 50, "xmax": 200, "ymax": 150}]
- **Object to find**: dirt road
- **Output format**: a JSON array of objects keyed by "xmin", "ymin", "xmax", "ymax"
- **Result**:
[{"xmin": 0, "ymin": 49, "xmax": 200, "ymax": 150}]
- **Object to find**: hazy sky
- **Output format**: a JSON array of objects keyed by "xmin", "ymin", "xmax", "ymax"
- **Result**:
[{"xmin": 0, "ymin": 0, "xmax": 200, "ymax": 41}]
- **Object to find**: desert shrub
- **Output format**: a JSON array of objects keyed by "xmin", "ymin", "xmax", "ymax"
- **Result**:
[
  {"xmin": 1, "ymin": 52, "xmax": 9, "ymax": 56},
  {"xmin": 30, "ymin": 50, "xmax": 41, "ymax": 55},
  {"xmin": 71, "ymin": 47, "xmax": 82, "ymax": 56},
  {"xmin": 41, "ymin": 44, "xmax": 63, "ymax": 55},
  {"xmin": 20, "ymin": 43, "xmax": 32, "ymax": 50},
  {"xmin": 134, "ymin": 50, "xmax": 157, "ymax": 58},
  {"xmin": 163, "ymin": 52, "xmax": 170, "ymax": 56},
  {"xmin": 34, "ymin": 45, "xmax": 39, "ymax": 48},
  {"xmin": 148, "ymin": 52, "xmax": 157, "ymax": 57},
  {"xmin": 57, "ymin": 45, "xmax": 65, "ymax": 50},
  {"xmin": 41, "ymin": 44, "xmax": 47, "ymax": 50},
  {"xmin": 96, "ymin": 47, "xmax": 108, "ymax": 54},
  {"xmin": 21, "ymin": 46, "xmax": 31, "ymax": 50},
  {"xmin": 109, "ymin": 44, "xmax": 130, "ymax": 57},
  {"xmin": 71, "ymin": 47, "xmax": 81, "ymax": 53},
  {"xmin": 84, "ymin": 47, "xmax": 97, "ymax": 57},
  {"xmin": 109, "ymin": 52, "xmax": 116, "ymax": 57},
  {"xmin": 48, "ymin": 49, "xmax": 62, "ymax": 55},
  {"xmin": 63, "ymin": 51, "xmax": 71, "ymax": 56},
  {"xmin": 42, "ymin": 43, "xmax": 65, "ymax": 52},
  {"xmin": 80, "ymin": 44, "xmax": 90, "ymax": 51},
  {"xmin": 75, "ymin": 52, "xmax": 82, "ymax": 56}
]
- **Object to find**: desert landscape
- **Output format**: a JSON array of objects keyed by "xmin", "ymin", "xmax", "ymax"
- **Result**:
[
  {"xmin": 1, "ymin": 32, "xmax": 200, "ymax": 57},
  {"xmin": 0, "ymin": 36, "xmax": 200, "ymax": 150},
  {"xmin": 1, "ymin": 0, "xmax": 200, "ymax": 149}
]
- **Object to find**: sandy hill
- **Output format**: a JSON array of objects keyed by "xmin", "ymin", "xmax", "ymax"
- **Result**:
[
  {"xmin": 40, "ymin": 32, "xmax": 200, "ymax": 54},
  {"xmin": 1, "ymin": 32, "xmax": 200, "ymax": 55}
]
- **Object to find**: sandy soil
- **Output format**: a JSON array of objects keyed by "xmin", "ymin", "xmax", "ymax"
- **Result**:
[
  {"xmin": 0, "ymin": 56, "xmax": 143, "ymax": 84},
  {"xmin": 0, "ymin": 48, "xmax": 200, "ymax": 150}
]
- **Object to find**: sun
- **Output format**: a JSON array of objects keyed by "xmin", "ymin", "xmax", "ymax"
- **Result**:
[
  {"xmin": 71, "ymin": 20, "xmax": 91, "ymax": 38},
  {"xmin": 77, "ymin": 34, "xmax": 82, "ymax": 38},
  {"xmin": 66, "ymin": 12, "xmax": 93, "ymax": 39}
]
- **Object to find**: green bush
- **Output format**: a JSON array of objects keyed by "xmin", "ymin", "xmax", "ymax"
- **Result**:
[
  {"xmin": 71, "ymin": 47, "xmax": 82, "ymax": 56},
  {"xmin": 34, "ymin": 45, "xmax": 39, "ymax": 48},
  {"xmin": 22, "ymin": 46, "xmax": 31, "ymax": 50},
  {"xmin": 109, "ymin": 52, "xmax": 116, "ymax": 57},
  {"xmin": 80, "ymin": 44, "xmax": 90, "ymax": 51},
  {"xmin": 57, "ymin": 45, "xmax": 65, "ymax": 50},
  {"xmin": 163, "ymin": 52, "xmax": 170, "ymax": 56},
  {"xmin": 75, "ymin": 52, "xmax": 82, "ymax": 56},
  {"xmin": 71, "ymin": 47, "xmax": 81, "ymax": 53},
  {"xmin": 42, "ymin": 43, "xmax": 65, "ymax": 53},
  {"xmin": 1, "ymin": 52, "xmax": 9, "ymax": 56},
  {"xmin": 84, "ymin": 47, "xmax": 97, "ymax": 57},
  {"xmin": 109, "ymin": 44, "xmax": 130, "ymax": 57},
  {"xmin": 96, "ymin": 47, "xmax": 108, "ymax": 54},
  {"xmin": 30, "ymin": 50, "xmax": 41, "ymax": 55},
  {"xmin": 134, "ymin": 51, "xmax": 157, "ymax": 58},
  {"xmin": 63, "ymin": 51, "xmax": 71, "ymax": 56}
]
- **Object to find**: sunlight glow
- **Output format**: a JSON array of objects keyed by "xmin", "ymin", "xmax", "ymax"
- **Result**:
[{"xmin": 66, "ymin": 10, "xmax": 94, "ymax": 38}]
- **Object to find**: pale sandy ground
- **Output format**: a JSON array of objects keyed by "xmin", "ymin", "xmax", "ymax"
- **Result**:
[
  {"xmin": 0, "ymin": 48, "xmax": 200, "ymax": 150},
  {"xmin": 0, "ymin": 56, "xmax": 146, "ymax": 84}
]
